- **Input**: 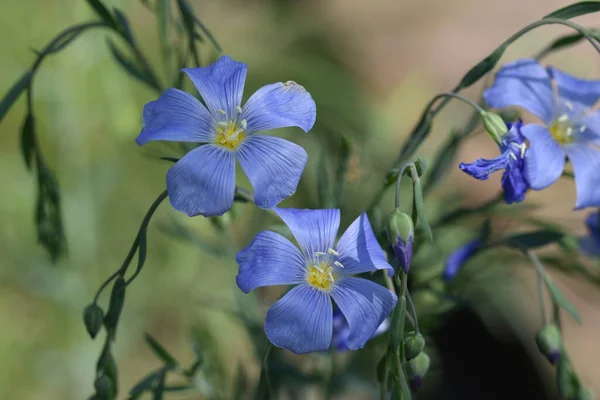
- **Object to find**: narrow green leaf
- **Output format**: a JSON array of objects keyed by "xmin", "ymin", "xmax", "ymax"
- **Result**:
[
  {"xmin": 113, "ymin": 8, "xmax": 134, "ymax": 42},
  {"xmin": 537, "ymin": 28, "xmax": 600, "ymax": 59},
  {"xmin": 413, "ymin": 179, "xmax": 432, "ymax": 244},
  {"xmin": 36, "ymin": 160, "xmax": 66, "ymax": 262},
  {"xmin": 104, "ymin": 277, "xmax": 126, "ymax": 335},
  {"xmin": 145, "ymin": 333, "xmax": 179, "ymax": 367},
  {"xmin": 544, "ymin": 1, "xmax": 600, "ymax": 19},
  {"xmin": 504, "ymin": 230, "xmax": 564, "ymax": 250},
  {"xmin": 86, "ymin": 0, "xmax": 115, "ymax": 26},
  {"xmin": 106, "ymin": 40, "xmax": 154, "ymax": 88},
  {"xmin": 157, "ymin": 0, "xmax": 171, "ymax": 47},
  {"xmin": 544, "ymin": 276, "xmax": 582, "ymax": 324},
  {"xmin": 0, "ymin": 71, "xmax": 31, "ymax": 123},
  {"xmin": 129, "ymin": 371, "xmax": 160, "ymax": 397},
  {"xmin": 152, "ymin": 370, "xmax": 166, "ymax": 400},
  {"xmin": 256, "ymin": 344, "xmax": 272, "ymax": 400},
  {"xmin": 390, "ymin": 296, "xmax": 407, "ymax": 350},
  {"xmin": 557, "ymin": 358, "xmax": 580, "ymax": 398},
  {"xmin": 376, "ymin": 353, "xmax": 390, "ymax": 386},
  {"xmin": 20, "ymin": 113, "xmax": 35, "ymax": 170},
  {"xmin": 457, "ymin": 46, "xmax": 507, "ymax": 90}
]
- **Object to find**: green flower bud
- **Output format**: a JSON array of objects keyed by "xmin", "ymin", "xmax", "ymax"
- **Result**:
[
  {"xmin": 83, "ymin": 303, "xmax": 104, "ymax": 339},
  {"xmin": 536, "ymin": 324, "xmax": 562, "ymax": 364},
  {"xmin": 94, "ymin": 375, "xmax": 115, "ymax": 400},
  {"xmin": 407, "ymin": 352, "xmax": 430, "ymax": 391},
  {"xmin": 386, "ymin": 209, "xmax": 414, "ymax": 274},
  {"xmin": 480, "ymin": 111, "xmax": 508, "ymax": 144},
  {"xmin": 404, "ymin": 332, "xmax": 426, "ymax": 360}
]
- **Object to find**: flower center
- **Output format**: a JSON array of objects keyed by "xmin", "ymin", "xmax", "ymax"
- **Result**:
[
  {"xmin": 307, "ymin": 261, "xmax": 336, "ymax": 291},
  {"xmin": 214, "ymin": 107, "xmax": 247, "ymax": 150},
  {"xmin": 549, "ymin": 114, "xmax": 576, "ymax": 145}
]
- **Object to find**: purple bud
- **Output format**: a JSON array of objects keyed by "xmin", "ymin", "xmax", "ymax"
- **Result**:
[
  {"xmin": 535, "ymin": 324, "xmax": 562, "ymax": 365},
  {"xmin": 386, "ymin": 209, "xmax": 414, "ymax": 273}
]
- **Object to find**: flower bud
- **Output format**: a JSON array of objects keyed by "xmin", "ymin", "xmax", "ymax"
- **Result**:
[
  {"xmin": 83, "ymin": 303, "xmax": 104, "ymax": 339},
  {"xmin": 407, "ymin": 352, "xmax": 430, "ymax": 391},
  {"xmin": 536, "ymin": 324, "xmax": 561, "ymax": 364},
  {"xmin": 480, "ymin": 111, "xmax": 508, "ymax": 144},
  {"xmin": 404, "ymin": 332, "xmax": 426, "ymax": 361},
  {"xmin": 385, "ymin": 209, "xmax": 414, "ymax": 274}
]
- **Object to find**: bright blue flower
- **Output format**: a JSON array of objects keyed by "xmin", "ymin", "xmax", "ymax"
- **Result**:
[
  {"xmin": 484, "ymin": 58, "xmax": 600, "ymax": 209},
  {"xmin": 460, "ymin": 121, "xmax": 529, "ymax": 204},
  {"xmin": 579, "ymin": 211, "xmax": 600, "ymax": 257},
  {"xmin": 236, "ymin": 208, "xmax": 397, "ymax": 354},
  {"xmin": 331, "ymin": 307, "xmax": 390, "ymax": 351},
  {"xmin": 442, "ymin": 239, "xmax": 481, "ymax": 281},
  {"xmin": 136, "ymin": 55, "xmax": 317, "ymax": 217}
]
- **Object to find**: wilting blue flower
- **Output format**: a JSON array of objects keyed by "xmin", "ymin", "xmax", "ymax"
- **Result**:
[
  {"xmin": 459, "ymin": 121, "xmax": 529, "ymax": 204},
  {"xmin": 442, "ymin": 239, "xmax": 481, "ymax": 281},
  {"xmin": 331, "ymin": 307, "xmax": 390, "ymax": 351},
  {"xmin": 484, "ymin": 58, "xmax": 600, "ymax": 209},
  {"xmin": 579, "ymin": 211, "xmax": 600, "ymax": 257},
  {"xmin": 136, "ymin": 55, "xmax": 317, "ymax": 217},
  {"xmin": 236, "ymin": 208, "xmax": 397, "ymax": 354}
]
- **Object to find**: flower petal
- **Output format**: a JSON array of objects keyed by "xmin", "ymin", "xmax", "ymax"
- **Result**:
[
  {"xmin": 242, "ymin": 81, "xmax": 316, "ymax": 134},
  {"xmin": 166, "ymin": 144, "xmax": 235, "ymax": 217},
  {"xmin": 585, "ymin": 212, "xmax": 600, "ymax": 240},
  {"xmin": 330, "ymin": 277, "xmax": 397, "ymax": 351},
  {"xmin": 501, "ymin": 164, "xmax": 528, "ymax": 204},
  {"xmin": 236, "ymin": 230, "xmax": 307, "ymax": 293},
  {"xmin": 484, "ymin": 58, "xmax": 555, "ymax": 124},
  {"xmin": 335, "ymin": 212, "xmax": 393, "ymax": 275},
  {"xmin": 443, "ymin": 239, "xmax": 481, "ymax": 281},
  {"xmin": 522, "ymin": 124, "xmax": 565, "ymax": 190},
  {"xmin": 564, "ymin": 143, "xmax": 600, "ymax": 209},
  {"xmin": 273, "ymin": 208, "xmax": 340, "ymax": 257},
  {"xmin": 548, "ymin": 67, "xmax": 600, "ymax": 112},
  {"xmin": 264, "ymin": 284, "xmax": 332, "ymax": 354},
  {"xmin": 136, "ymin": 88, "xmax": 215, "ymax": 145},
  {"xmin": 459, "ymin": 153, "xmax": 510, "ymax": 180},
  {"xmin": 579, "ymin": 236, "xmax": 600, "ymax": 258},
  {"xmin": 237, "ymin": 136, "xmax": 307, "ymax": 209},
  {"xmin": 182, "ymin": 55, "xmax": 247, "ymax": 117}
]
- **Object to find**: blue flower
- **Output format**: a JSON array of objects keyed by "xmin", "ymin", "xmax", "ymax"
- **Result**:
[
  {"xmin": 136, "ymin": 55, "xmax": 317, "ymax": 217},
  {"xmin": 484, "ymin": 58, "xmax": 600, "ymax": 209},
  {"xmin": 579, "ymin": 211, "xmax": 600, "ymax": 257},
  {"xmin": 442, "ymin": 239, "xmax": 481, "ymax": 281},
  {"xmin": 236, "ymin": 208, "xmax": 397, "ymax": 354},
  {"xmin": 331, "ymin": 307, "xmax": 390, "ymax": 351},
  {"xmin": 460, "ymin": 121, "xmax": 529, "ymax": 204}
]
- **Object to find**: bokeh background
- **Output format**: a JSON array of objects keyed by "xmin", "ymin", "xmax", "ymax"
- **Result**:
[{"xmin": 1, "ymin": 0, "xmax": 600, "ymax": 399}]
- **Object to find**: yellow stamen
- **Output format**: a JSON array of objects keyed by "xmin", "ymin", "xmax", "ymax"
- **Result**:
[
  {"xmin": 327, "ymin": 248, "xmax": 339, "ymax": 256},
  {"xmin": 307, "ymin": 261, "xmax": 335, "ymax": 290},
  {"xmin": 214, "ymin": 120, "xmax": 246, "ymax": 150},
  {"xmin": 549, "ymin": 117, "xmax": 575, "ymax": 145}
]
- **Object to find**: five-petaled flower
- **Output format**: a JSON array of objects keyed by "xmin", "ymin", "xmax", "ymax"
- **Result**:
[
  {"xmin": 460, "ymin": 120, "xmax": 529, "ymax": 204},
  {"xmin": 136, "ymin": 55, "xmax": 317, "ymax": 217},
  {"xmin": 236, "ymin": 208, "xmax": 397, "ymax": 354},
  {"xmin": 579, "ymin": 211, "xmax": 600, "ymax": 257},
  {"xmin": 484, "ymin": 58, "xmax": 600, "ymax": 209}
]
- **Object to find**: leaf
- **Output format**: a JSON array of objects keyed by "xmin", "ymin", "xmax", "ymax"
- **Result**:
[
  {"xmin": 544, "ymin": 276, "xmax": 582, "ymax": 324},
  {"xmin": 113, "ymin": 8, "xmax": 134, "ymax": 43},
  {"xmin": 503, "ymin": 230, "xmax": 564, "ymax": 250},
  {"xmin": 36, "ymin": 160, "xmax": 66, "ymax": 261},
  {"xmin": 0, "ymin": 71, "xmax": 31, "ymax": 123},
  {"xmin": 544, "ymin": 1, "xmax": 600, "ymax": 19},
  {"xmin": 413, "ymin": 178, "xmax": 433, "ymax": 244},
  {"xmin": 157, "ymin": 0, "xmax": 171, "ymax": 47},
  {"xmin": 83, "ymin": 303, "xmax": 104, "ymax": 339},
  {"xmin": 20, "ymin": 113, "xmax": 35, "ymax": 170},
  {"xmin": 103, "ymin": 277, "xmax": 126, "ymax": 336},
  {"xmin": 256, "ymin": 344, "xmax": 272, "ymax": 400},
  {"xmin": 106, "ymin": 40, "xmax": 156, "ymax": 89},
  {"xmin": 389, "ymin": 297, "xmax": 407, "ymax": 350},
  {"xmin": 145, "ymin": 333, "xmax": 179, "ymax": 367},
  {"xmin": 129, "ymin": 370, "xmax": 160, "ymax": 397},
  {"xmin": 457, "ymin": 45, "xmax": 507, "ymax": 90},
  {"xmin": 152, "ymin": 370, "xmax": 166, "ymax": 400},
  {"xmin": 536, "ymin": 28, "xmax": 600, "ymax": 59},
  {"xmin": 85, "ymin": 0, "xmax": 115, "ymax": 26}
]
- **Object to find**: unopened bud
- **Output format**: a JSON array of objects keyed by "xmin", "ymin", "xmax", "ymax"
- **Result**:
[
  {"xmin": 385, "ymin": 209, "xmax": 414, "ymax": 274},
  {"xmin": 536, "ymin": 324, "xmax": 561, "ymax": 364},
  {"xmin": 480, "ymin": 111, "xmax": 508, "ymax": 144},
  {"xmin": 83, "ymin": 304, "xmax": 104, "ymax": 339},
  {"xmin": 404, "ymin": 332, "xmax": 426, "ymax": 361},
  {"xmin": 407, "ymin": 352, "xmax": 430, "ymax": 391}
]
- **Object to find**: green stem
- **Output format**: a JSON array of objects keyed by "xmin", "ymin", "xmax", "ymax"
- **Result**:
[
  {"xmin": 526, "ymin": 250, "xmax": 549, "ymax": 325},
  {"xmin": 395, "ymin": 163, "xmax": 416, "ymax": 209},
  {"xmin": 430, "ymin": 92, "xmax": 485, "ymax": 114}
]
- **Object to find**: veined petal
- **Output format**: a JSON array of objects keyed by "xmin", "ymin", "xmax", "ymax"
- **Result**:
[
  {"xmin": 484, "ymin": 58, "xmax": 555, "ymax": 124},
  {"xmin": 265, "ymin": 284, "xmax": 332, "ymax": 354},
  {"xmin": 522, "ymin": 124, "xmax": 565, "ymax": 190},
  {"xmin": 501, "ymin": 165, "xmax": 528, "ymax": 204},
  {"xmin": 182, "ymin": 55, "xmax": 247, "ymax": 117},
  {"xmin": 237, "ymin": 136, "xmax": 307, "ymax": 209},
  {"xmin": 166, "ymin": 145, "xmax": 235, "ymax": 217},
  {"xmin": 137, "ymin": 88, "xmax": 215, "ymax": 145},
  {"xmin": 273, "ymin": 208, "xmax": 340, "ymax": 257},
  {"xmin": 236, "ymin": 231, "xmax": 307, "ymax": 293},
  {"xmin": 565, "ymin": 143, "xmax": 600, "ymax": 209},
  {"xmin": 330, "ymin": 278, "xmax": 397, "ymax": 351},
  {"xmin": 459, "ymin": 153, "xmax": 510, "ymax": 180},
  {"xmin": 242, "ymin": 81, "xmax": 316, "ymax": 134},
  {"xmin": 335, "ymin": 212, "xmax": 393, "ymax": 275},
  {"xmin": 548, "ymin": 67, "xmax": 600, "ymax": 111},
  {"xmin": 443, "ymin": 239, "xmax": 481, "ymax": 281}
]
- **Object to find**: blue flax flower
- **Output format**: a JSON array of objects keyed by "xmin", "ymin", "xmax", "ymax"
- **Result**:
[
  {"xmin": 460, "ymin": 121, "xmax": 529, "ymax": 204},
  {"xmin": 136, "ymin": 55, "xmax": 317, "ymax": 217},
  {"xmin": 442, "ymin": 239, "xmax": 481, "ymax": 281},
  {"xmin": 236, "ymin": 208, "xmax": 397, "ymax": 354},
  {"xmin": 579, "ymin": 211, "xmax": 600, "ymax": 257},
  {"xmin": 484, "ymin": 58, "xmax": 600, "ymax": 209},
  {"xmin": 331, "ymin": 307, "xmax": 390, "ymax": 351}
]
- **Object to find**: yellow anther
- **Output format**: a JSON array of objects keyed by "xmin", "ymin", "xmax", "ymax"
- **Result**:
[
  {"xmin": 217, "ymin": 121, "xmax": 229, "ymax": 127},
  {"xmin": 307, "ymin": 262, "xmax": 336, "ymax": 291},
  {"xmin": 327, "ymin": 248, "xmax": 339, "ymax": 256},
  {"xmin": 235, "ymin": 105, "xmax": 243, "ymax": 114}
]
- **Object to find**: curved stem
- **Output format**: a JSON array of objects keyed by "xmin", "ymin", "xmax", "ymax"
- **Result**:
[
  {"xmin": 431, "ymin": 92, "xmax": 485, "ymax": 114},
  {"xmin": 395, "ymin": 163, "xmax": 416, "ymax": 209}
]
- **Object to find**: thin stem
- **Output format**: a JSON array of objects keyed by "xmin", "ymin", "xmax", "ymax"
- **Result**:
[
  {"xmin": 395, "ymin": 163, "xmax": 415, "ymax": 209},
  {"xmin": 405, "ymin": 289, "xmax": 419, "ymax": 334},
  {"xmin": 431, "ymin": 92, "xmax": 485, "ymax": 114},
  {"xmin": 526, "ymin": 249, "xmax": 548, "ymax": 325},
  {"xmin": 257, "ymin": 343, "xmax": 273, "ymax": 399},
  {"xmin": 380, "ymin": 356, "xmax": 389, "ymax": 400}
]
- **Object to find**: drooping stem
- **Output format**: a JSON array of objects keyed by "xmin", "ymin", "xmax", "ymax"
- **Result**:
[{"xmin": 394, "ymin": 162, "xmax": 416, "ymax": 210}]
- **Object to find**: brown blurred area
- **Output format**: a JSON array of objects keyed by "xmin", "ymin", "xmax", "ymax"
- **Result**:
[{"xmin": 1, "ymin": 0, "xmax": 599, "ymax": 398}]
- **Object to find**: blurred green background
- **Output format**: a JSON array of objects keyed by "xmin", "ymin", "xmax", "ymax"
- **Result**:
[{"xmin": 2, "ymin": 0, "xmax": 600, "ymax": 399}]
